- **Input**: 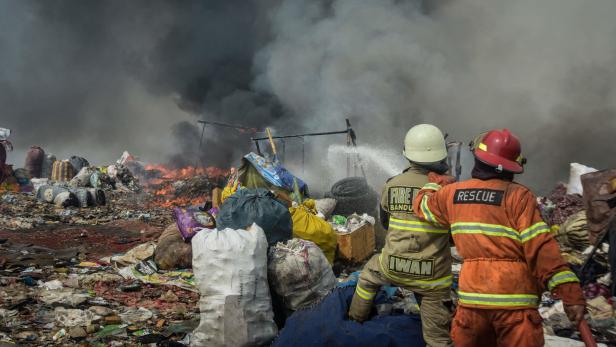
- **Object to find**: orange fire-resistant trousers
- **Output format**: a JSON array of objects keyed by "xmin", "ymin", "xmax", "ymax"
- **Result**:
[{"xmin": 451, "ymin": 306, "xmax": 544, "ymax": 347}]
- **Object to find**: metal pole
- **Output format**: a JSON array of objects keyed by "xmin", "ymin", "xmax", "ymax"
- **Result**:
[
  {"xmin": 346, "ymin": 119, "xmax": 351, "ymax": 177},
  {"xmin": 197, "ymin": 120, "xmax": 262, "ymax": 132},
  {"xmin": 301, "ymin": 137, "xmax": 305, "ymax": 175},
  {"xmin": 251, "ymin": 129, "xmax": 350, "ymax": 141},
  {"xmin": 196, "ymin": 122, "xmax": 207, "ymax": 168}
]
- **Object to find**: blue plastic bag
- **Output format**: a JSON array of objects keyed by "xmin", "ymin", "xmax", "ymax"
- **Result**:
[{"xmin": 273, "ymin": 286, "xmax": 424, "ymax": 347}]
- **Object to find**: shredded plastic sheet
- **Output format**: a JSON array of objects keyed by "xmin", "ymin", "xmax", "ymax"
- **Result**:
[
  {"xmin": 289, "ymin": 203, "xmax": 337, "ymax": 263},
  {"xmin": 117, "ymin": 258, "xmax": 196, "ymax": 292}
]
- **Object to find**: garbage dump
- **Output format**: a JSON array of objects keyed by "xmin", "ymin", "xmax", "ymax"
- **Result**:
[{"xmin": 1, "ymin": 125, "xmax": 614, "ymax": 347}]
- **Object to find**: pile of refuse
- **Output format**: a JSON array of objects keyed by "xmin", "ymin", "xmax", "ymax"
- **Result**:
[
  {"xmin": 534, "ymin": 163, "xmax": 616, "ymax": 345},
  {"xmin": 1, "ymin": 145, "xmax": 142, "ymax": 197},
  {"xmin": 9, "ymin": 133, "xmax": 616, "ymax": 345},
  {"xmin": 145, "ymin": 171, "xmax": 226, "ymax": 208},
  {"xmin": 0, "ymin": 146, "xmax": 386, "ymax": 346},
  {"xmin": 0, "ymin": 144, "xmax": 226, "ymax": 231},
  {"xmin": 0, "ymin": 191, "xmax": 173, "ymax": 231},
  {"xmin": 154, "ymin": 152, "xmax": 405, "ymax": 346},
  {"xmin": 0, "ymin": 237, "xmax": 200, "ymax": 346}
]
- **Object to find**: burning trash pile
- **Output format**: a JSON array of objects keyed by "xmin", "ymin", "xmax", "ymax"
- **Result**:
[
  {"xmin": 0, "ymin": 137, "xmax": 392, "ymax": 345},
  {"xmin": 3, "ymin": 125, "xmax": 615, "ymax": 346},
  {"xmin": 142, "ymin": 164, "xmax": 227, "ymax": 208},
  {"xmin": 535, "ymin": 163, "xmax": 616, "ymax": 345},
  {"xmin": 0, "ymin": 129, "xmax": 228, "ymax": 231},
  {"xmin": 0, "ymin": 125, "xmax": 389, "ymax": 346}
]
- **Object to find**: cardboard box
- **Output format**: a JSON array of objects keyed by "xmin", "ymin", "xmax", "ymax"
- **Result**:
[{"xmin": 336, "ymin": 222, "xmax": 375, "ymax": 262}]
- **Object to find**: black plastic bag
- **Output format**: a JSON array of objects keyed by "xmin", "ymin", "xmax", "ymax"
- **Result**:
[{"xmin": 217, "ymin": 188, "xmax": 292, "ymax": 246}]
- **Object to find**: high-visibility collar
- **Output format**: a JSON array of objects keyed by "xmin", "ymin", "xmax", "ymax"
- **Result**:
[
  {"xmin": 457, "ymin": 291, "xmax": 539, "ymax": 308},
  {"xmin": 388, "ymin": 217, "xmax": 448, "ymax": 234}
]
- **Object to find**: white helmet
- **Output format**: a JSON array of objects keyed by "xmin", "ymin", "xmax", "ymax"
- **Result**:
[{"xmin": 403, "ymin": 124, "xmax": 447, "ymax": 163}]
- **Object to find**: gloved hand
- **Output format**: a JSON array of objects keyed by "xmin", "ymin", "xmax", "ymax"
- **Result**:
[
  {"xmin": 564, "ymin": 304, "xmax": 585, "ymax": 327},
  {"xmin": 427, "ymin": 172, "xmax": 456, "ymax": 187},
  {"xmin": 552, "ymin": 282, "xmax": 586, "ymax": 327}
]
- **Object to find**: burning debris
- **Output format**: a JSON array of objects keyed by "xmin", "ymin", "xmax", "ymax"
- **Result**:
[
  {"xmin": 1, "ymin": 121, "xmax": 615, "ymax": 347},
  {"xmin": 142, "ymin": 164, "xmax": 228, "ymax": 208}
]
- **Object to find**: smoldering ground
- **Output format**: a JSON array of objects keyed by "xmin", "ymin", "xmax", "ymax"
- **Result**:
[{"xmin": 2, "ymin": 0, "xmax": 616, "ymax": 193}]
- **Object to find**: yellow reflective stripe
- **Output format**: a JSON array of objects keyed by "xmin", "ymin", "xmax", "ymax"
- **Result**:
[
  {"xmin": 378, "ymin": 254, "xmax": 452, "ymax": 289},
  {"xmin": 355, "ymin": 284, "xmax": 376, "ymax": 300},
  {"xmin": 478, "ymin": 143, "xmax": 487, "ymax": 151},
  {"xmin": 355, "ymin": 285, "xmax": 376, "ymax": 301},
  {"xmin": 355, "ymin": 291, "xmax": 373, "ymax": 301},
  {"xmin": 519, "ymin": 222, "xmax": 551, "ymax": 243},
  {"xmin": 420, "ymin": 195, "xmax": 444, "ymax": 227},
  {"xmin": 458, "ymin": 291, "xmax": 539, "ymax": 307},
  {"xmin": 422, "ymin": 183, "xmax": 442, "ymax": 191},
  {"xmin": 451, "ymin": 222, "xmax": 520, "ymax": 241},
  {"xmin": 547, "ymin": 270, "xmax": 580, "ymax": 290},
  {"xmin": 389, "ymin": 218, "xmax": 437, "ymax": 226},
  {"xmin": 389, "ymin": 218, "xmax": 448, "ymax": 234}
]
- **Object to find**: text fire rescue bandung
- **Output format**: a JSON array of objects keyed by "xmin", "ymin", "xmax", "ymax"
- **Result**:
[{"xmin": 388, "ymin": 186, "xmax": 419, "ymax": 212}]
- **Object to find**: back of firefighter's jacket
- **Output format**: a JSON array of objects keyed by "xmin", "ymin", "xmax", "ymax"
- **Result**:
[
  {"xmin": 379, "ymin": 166, "xmax": 452, "ymax": 293},
  {"xmin": 416, "ymin": 178, "xmax": 579, "ymax": 310}
]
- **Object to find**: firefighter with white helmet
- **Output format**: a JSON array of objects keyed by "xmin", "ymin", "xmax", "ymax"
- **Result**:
[{"xmin": 349, "ymin": 124, "xmax": 453, "ymax": 347}]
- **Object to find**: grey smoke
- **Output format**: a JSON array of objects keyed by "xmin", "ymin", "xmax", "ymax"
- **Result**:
[
  {"xmin": 2, "ymin": 0, "xmax": 616, "ymax": 193},
  {"xmin": 0, "ymin": 0, "xmax": 282, "ymax": 167},
  {"xmin": 255, "ymin": 0, "xmax": 616, "ymax": 192}
]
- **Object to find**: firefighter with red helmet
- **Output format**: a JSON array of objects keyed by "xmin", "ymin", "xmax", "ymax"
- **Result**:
[{"xmin": 413, "ymin": 129, "xmax": 586, "ymax": 346}]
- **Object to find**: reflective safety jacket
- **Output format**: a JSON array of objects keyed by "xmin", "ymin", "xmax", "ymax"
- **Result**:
[
  {"xmin": 413, "ymin": 178, "xmax": 582, "ymax": 310},
  {"xmin": 379, "ymin": 166, "xmax": 452, "ymax": 292}
]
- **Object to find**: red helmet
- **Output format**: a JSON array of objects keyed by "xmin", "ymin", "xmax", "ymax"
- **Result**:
[{"xmin": 473, "ymin": 129, "xmax": 524, "ymax": 173}]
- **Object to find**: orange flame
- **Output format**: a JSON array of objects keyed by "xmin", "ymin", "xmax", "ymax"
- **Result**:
[{"xmin": 143, "ymin": 164, "xmax": 228, "ymax": 208}]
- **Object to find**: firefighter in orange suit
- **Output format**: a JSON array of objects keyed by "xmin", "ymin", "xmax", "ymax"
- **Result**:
[{"xmin": 413, "ymin": 129, "xmax": 586, "ymax": 347}]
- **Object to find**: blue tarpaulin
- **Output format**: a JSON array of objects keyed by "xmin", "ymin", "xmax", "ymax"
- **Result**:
[
  {"xmin": 272, "ymin": 286, "xmax": 425, "ymax": 347},
  {"xmin": 242, "ymin": 152, "xmax": 307, "ymax": 193},
  {"xmin": 337, "ymin": 271, "xmax": 399, "ymax": 298}
]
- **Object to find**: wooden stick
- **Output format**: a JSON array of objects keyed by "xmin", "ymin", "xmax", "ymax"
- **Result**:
[{"xmin": 266, "ymin": 128, "xmax": 277, "ymax": 156}]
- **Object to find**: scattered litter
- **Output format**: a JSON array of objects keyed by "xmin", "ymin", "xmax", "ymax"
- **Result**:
[
  {"xmin": 119, "ymin": 307, "xmax": 153, "ymax": 324},
  {"xmin": 54, "ymin": 307, "xmax": 99, "ymax": 327}
]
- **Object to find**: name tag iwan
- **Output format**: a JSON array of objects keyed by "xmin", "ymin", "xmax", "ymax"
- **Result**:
[{"xmin": 388, "ymin": 255, "xmax": 434, "ymax": 278}]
